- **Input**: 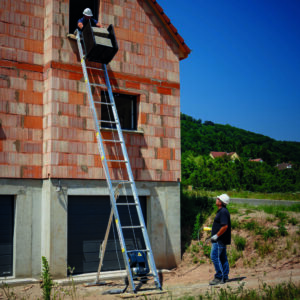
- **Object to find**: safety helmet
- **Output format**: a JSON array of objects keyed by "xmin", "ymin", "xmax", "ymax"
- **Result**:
[
  {"xmin": 83, "ymin": 8, "xmax": 93, "ymax": 17},
  {"xmin": 217, "ymin": 194, "xmax": 230, "ymax": 205}
]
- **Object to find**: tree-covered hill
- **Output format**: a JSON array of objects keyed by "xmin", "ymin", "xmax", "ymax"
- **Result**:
[
  {"xmin": 181, "ymin": 113, "xmax": 300, "ymax": 166},
  {"xmin": 181, "ymin": 113, "xmax": 300, "ymax": 192}
]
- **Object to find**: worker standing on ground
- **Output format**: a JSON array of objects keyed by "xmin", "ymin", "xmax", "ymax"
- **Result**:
[
  {"xmin": 77, "ymin": 8, "xmax": 102, "ymax": 30},
  {"xmin": 209, "ymin": 194, "xmax": 231, "ymax": 285}
]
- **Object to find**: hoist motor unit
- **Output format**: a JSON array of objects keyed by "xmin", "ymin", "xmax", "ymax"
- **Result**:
[{"xmin": 128, "ymin": 251, "xmax": 150, "ymax": 277}]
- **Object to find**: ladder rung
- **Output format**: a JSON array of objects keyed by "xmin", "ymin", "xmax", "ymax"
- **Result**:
[
  {"xmin": 99, "ymin": 120, "xmax": 118, "ymax": 124},
  {"xmin": 102, "ymin": 139, "xmax": 123, "ymax": 143},
  {"xmin": 116, "ymin": 203, "xmax": 138, "ymax": 206},
  {"xmin": 122, "ymin": 225, "xmax": 144, "ymax": 229},
  {"xmin": 111, "ymin": 180, "xmax": 133, "ymax": 184},
  {"xmin": 90, "ymin": 83, "xmax": 106, "ymax": 88},
  {"xmin": 127, "ymin": 249, "xmax": 150, "ymax": 253},
  {"xmin": 86, "ymin": 66, "xmax": 104, "ymax": 71},
  {"xmin": 107, "ymin": 159, "xmax": 127, "ymax": 163},
  {"xmin": 94, "ymin": 101, "xmax": 113, "ymax": 105}
]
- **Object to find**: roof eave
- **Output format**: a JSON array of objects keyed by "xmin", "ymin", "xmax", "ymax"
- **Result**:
[{"xmin": 146, "ymin": 0, "xmax": 191, "ymax": 60}]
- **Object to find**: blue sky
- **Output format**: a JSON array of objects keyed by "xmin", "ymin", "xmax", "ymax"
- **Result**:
[{"xmin": 158, "ymin": 0, "xmax": 300, "ymax": 142}]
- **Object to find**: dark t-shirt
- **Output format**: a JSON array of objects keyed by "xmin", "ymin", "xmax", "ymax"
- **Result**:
[
  {"xmin": 77, "ymin": 17, "xmax": 98, "ymax": 29},
  {"xmin": 211, "ymin": 206, "xmax": 231, "ymax": 245}
]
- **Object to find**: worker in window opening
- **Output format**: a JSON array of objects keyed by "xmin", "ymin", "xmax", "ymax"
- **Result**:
[
  {"xmin": 77, "ymin": 8, "xmax": 102, "ymax": 30},
  {"xmin": 209, "ymin": 194, "xmax": 231, "ymax": 285}
]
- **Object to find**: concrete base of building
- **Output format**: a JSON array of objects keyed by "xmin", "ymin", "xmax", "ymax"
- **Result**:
[{"xmin": 0, "ymin": 178, "xmax": 180, "ymax": 279}]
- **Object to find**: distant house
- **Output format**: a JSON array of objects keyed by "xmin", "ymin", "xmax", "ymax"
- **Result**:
[
  {"xmin": 249, "ymin": 158, "xmax": 263, "ymax": 163},
  {"xmin": 210, "ymin": 152, "xmax": 240, "ymax": 160},
  {"xmin": 276, "ymin": 163, "xmax": 293, "ymax": 170}
]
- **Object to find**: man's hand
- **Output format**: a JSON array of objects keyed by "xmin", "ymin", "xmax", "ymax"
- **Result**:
[
  {"xmin": 96, "ymin": 22, "xmax": 103, "ymax": 28},
  {"xmin": 78, "ymin": 22, "xmax": 83, "ymax": 30},
  {"xmin": 211, "ymin": 234, "xmax": 218, "ymax": 242}
]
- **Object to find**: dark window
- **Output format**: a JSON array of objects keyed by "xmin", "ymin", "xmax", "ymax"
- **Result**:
[
  {"xmin": 101, "ymin": 92, "xmax": 137, "ymax": 131},
  {"xmin": 69, "ymin": 0, "xmax": 99, "ymax": 34},
  {"xmin": 0, "ymin": 196, "xmax": 14, "ymax": 277}
]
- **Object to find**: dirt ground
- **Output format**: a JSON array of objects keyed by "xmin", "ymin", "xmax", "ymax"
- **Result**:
[
  {"xmin": 2, "ymin": 208, "xmax": 300, "ymax": 299},
  {"xmin": 2, "ymin": 262, "xmax": 300, "ymax": 300}
]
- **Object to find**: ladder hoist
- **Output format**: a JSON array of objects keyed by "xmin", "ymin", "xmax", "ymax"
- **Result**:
[{"xmin": 74, "ymin": 21, "xmax": 162, "ymax": 293}]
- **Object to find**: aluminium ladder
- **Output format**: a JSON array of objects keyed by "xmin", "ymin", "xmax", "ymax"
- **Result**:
[{"xmin": 75, "ymin": 30, "xmax": 162, "ymax": 293}]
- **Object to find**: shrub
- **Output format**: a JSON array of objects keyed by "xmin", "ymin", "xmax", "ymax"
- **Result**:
[
  {"xmin": 192, "ymin": 213, "xmax": 203, "ymax": 240},
  {"xmin": 233, "ymin": 235, "xmax": 246, "ymax": 251},
  {"xmin": 181, "ymin": 189, "xmax": 214, "ymax": 247},
  {"xmin": 41, "ymin": 256, "xmax": 53, "ymax": 300}
]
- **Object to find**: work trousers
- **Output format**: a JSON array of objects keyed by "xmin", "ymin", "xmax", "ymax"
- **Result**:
[{"xmin": 210, "ymin": 241, "xmax": 229, "ymax": 281}]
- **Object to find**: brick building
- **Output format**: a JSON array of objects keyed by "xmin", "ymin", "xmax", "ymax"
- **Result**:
[{"xmin": 0, "ymin": 0, "xmax": 190, "ymax": 279}]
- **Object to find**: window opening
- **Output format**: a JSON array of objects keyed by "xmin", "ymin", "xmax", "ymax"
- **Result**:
[
  {"xmin": 69, "ymin": 0, "xmax": 99, "ymax": 34},
  {"xmin": 101, "ymin": 92, "xmax": 137, "ymax": 131}
]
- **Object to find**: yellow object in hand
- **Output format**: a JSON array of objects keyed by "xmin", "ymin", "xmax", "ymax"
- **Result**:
[{"xmin": 203, "ymin": 227, "xmax": 212, "ymax": 231}]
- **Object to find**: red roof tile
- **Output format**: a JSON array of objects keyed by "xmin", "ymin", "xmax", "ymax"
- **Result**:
[
  {"xmin": 210, "ymin": 152, "xmax": 239, "ymax": 158},
  {"xmin": 147, "ymin": 0, "xmax": 191, "ymax": 60},
  {"xmin": 210, "ymin": 152, "xmax": 227, "ymax": 158},
  {"xmin": 249, "ymin": 158, "xmax": 263, "ymax": 162}
]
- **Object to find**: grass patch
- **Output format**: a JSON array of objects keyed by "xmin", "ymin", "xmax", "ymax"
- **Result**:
[
  {"xmin": 176, "ymin": 280, "xmax": 300, "ymax": 299},
  {"xmin": 275, "ymin": 210, "xmax": 288, "ymax": 221},
  {"xmin": 190, "ymin": 244, "xmax": 200, "ymax": 253},
  {"xmin": 228, "ymin": 203, "xmax": 300, "ymax": 218},
  {"xmin": 242, "ymin": 220, "xmax": 259, "ymax": 231},
  {"xmin": 278, "ymin": 223, "xmax": 288, "ymax": 236},
  {"xmin": 228, "ymin": 248, "xmax": 243, "ymax": 267},
  {"xmin": 228, "ymin": 206, "xmax": 239, "ymax": 214},
  {"xmin": 233, "ymin": 235, "xmax": 246, "ymax": 251},
  {"xmin": 199, "ymin": 242, "xmax": 211, "ymax": 258},
  {"xmin": 189, "ymin": 190, "xmax": 300, "ymax": 201},
  {"xmin": 289, "ymin": 217, "xmax": 298, "ymax": 225},
  {"xmin": 231, "ymin": 218, "xmax": 241, "ymax": 229},
  {"xmin": 256, "ymin": 242, "xmax": 274, "ymax": 258},
  {"xmin": 262, "ymin": 228, "xmax": 277, "ymax": 241}
]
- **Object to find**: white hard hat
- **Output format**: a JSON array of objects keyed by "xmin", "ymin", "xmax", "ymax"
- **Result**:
[
  {"xmin": 83, "ymin": 8, "xmax": 93, "ymax": 17},
  {"xmin": 217, "ymin": 194, "xmax": 230, "ymax": 205}
]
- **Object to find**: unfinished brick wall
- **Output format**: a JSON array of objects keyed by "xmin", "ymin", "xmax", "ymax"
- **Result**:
[
  {"xmin": 1, "ymin": 0, "xmax": 182, "ymax": 182},
  {"xmin": 0, "ymin": 0, "xmax": 44, "ymax": 178}
]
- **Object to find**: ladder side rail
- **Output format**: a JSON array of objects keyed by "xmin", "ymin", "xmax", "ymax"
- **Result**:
[
  {"xmin": 103, "ymin": 64, "xmax": 161, "ymax": 289},
  {"xmin": 102, "ymin": 64, "xmax": 135, "ymax": 291},
  {"xmin": 75, "ymin": 32, "xmax": 136, "ymax": 291}
]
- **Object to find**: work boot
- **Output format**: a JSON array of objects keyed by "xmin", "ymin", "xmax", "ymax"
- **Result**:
[
  {"xmin": 222, "ymin": 278, "xmax": 228, "ymax": 283},
  {"xmin": 209, "ymin": 278, "xmax": 222, "ymax": 285}
]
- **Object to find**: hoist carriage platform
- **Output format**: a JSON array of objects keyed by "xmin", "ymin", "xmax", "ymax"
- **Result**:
[{"xmin": 82, "ymin": 20, "xmax": 118, "ymax": 64}]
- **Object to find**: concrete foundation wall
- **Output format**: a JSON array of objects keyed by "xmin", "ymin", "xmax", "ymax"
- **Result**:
[{"xmin": 0, "ymin": 178, "xmax": 180, "ymax": 279}]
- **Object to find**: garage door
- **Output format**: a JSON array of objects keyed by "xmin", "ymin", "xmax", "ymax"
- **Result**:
[
  {"xmin": 68, "ymin": 195, "xmax": 147, "ymax": 275},
  {"xmin": 0, "ymin": 196, "xmax": 14, "ymax": 277}
]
